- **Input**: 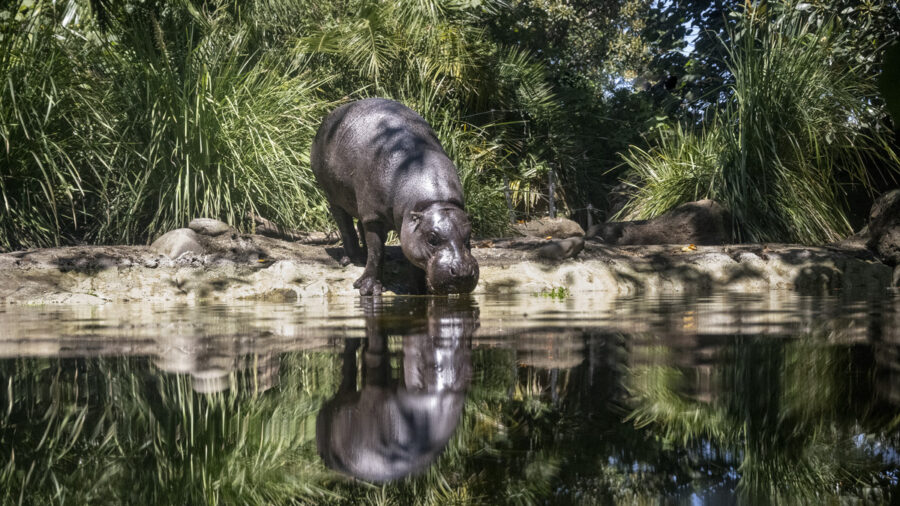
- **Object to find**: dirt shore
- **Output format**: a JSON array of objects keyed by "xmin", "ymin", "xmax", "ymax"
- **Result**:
[{"xmin": 0, "ymin": 233, "xmax": 894, "ymax": 304}]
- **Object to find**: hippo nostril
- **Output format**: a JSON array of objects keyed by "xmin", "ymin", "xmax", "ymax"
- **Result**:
[{"xmin": 450, "ymin": 265, "xmax": 458, "ymax": 276}]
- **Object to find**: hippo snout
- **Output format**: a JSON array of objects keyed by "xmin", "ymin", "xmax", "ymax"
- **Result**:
[
  {"xmin": 427, "ymin": 248, "xmax": 479, "ymax": 294},
  {"xmin": 449, "ymin": 259, "xmax": 475, "ymax": 278}
]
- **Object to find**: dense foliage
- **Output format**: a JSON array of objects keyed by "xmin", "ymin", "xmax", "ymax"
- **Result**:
[
  {"xmin": 0, "ymin": 0, "xmax": 898, "ymax": 249},
  {"xmin": 620, "ymin": 1, "xmax": 900, "ymax": 243}
]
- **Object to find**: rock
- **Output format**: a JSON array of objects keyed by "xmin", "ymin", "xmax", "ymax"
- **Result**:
[
  {"xmin": 588, "ymin": 221, "xmax": 629, "ymax": 242},
  {"xmin": 240, "ymin": 288, "xmax": 299, "ymax": 303},
  {"xmin": 191, "ymin": 369, "xmax": 230, "ymax": 394},
  {"xmin": 248, "ymin": 212, "xmax": 309, "ymax": 241},
  {"xmin": 537, "ymin": 237, "xmax": 585, "ymax": 260},
  {"xmin": 866, "ymin": 189, "xmax": 900, "ymax": 266},
  {"xmin": 594, "ymin": 199, "xmax": 730, "ymax": 246},
  {"xmin": 151, "ymin": 229, "xmax": 205, "ymax": 259},
  {"xmin": 189, "ymin": 218, "xmax": 234, "ymax": 236},
  {"xmin": 876, "ymin": 228, "xmax": 900, "ymax": 266},
  {"xmin": 869, "ymin": 189, "xmax": 900, "ymax": 229},
  {"xmin": 514, "ymin": 217, "xmax": 584, "ymax": 238},
  {"xmin": 829, "ymin": 226, "xmax": 869, "ymax": 251}
]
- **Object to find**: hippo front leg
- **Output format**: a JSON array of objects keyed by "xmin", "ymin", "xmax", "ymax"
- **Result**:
[{"xmin": 353, "ymin": 221, "xmax": 387, "ymax": 296}]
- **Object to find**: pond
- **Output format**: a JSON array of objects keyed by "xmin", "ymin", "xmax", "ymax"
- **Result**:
[{"xmin": 1, "ymin": 292, "xmax": 899, "ymax": 505}]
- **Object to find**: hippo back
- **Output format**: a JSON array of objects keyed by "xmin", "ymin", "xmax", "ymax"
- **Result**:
[{"xmin": 310, "ymin": 98, "xmax": 465, "ymax": 228}]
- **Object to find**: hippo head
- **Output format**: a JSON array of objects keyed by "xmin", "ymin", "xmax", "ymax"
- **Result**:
[{"xmin": 400, "ymin": 203, "xmax": 479, "ymax": 294}]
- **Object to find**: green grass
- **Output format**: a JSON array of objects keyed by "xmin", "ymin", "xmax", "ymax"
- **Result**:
[
  {"xmin": 619, "ymin": 4, "xmax": 900, "ymax": 244},
  {"xmin": 100, "ymin": 24, "xmax": 335, "ymax": 243},
  {"xmin": 0, "ymin": 2, "xmax": 112, "ymax": 248},
  {"xmin": 0, "ymin": 0, "xmax": 539, "ymax": 250},
  {"xmin": 535, "ymin": 286, "xmax": 570, "ymax": 299},
  {"xmin": 3, "ymin": 0, "xmax": 896, "ymax": 250},
  {"xmin": 0, "ymin": 2, "xmax": 337, "ymax": 249},
  {"xmin": 613, "ymin": 122, "xmax": 724, "ymax": 221}
]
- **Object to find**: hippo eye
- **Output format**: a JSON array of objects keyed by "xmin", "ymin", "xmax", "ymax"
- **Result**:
[{"xmin": 427, "ymin": 232, "xmax": 441, "ymax": 246}]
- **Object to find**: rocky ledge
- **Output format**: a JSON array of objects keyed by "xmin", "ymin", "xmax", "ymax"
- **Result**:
[{"xmin": 0, "ymin": 222, "xmax": 895, "ymax": 304}]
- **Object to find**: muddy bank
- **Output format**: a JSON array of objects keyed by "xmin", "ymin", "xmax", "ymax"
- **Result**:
[{"xmin": 0, "ymin": 231, "xmax": 894, "ymax": 304}]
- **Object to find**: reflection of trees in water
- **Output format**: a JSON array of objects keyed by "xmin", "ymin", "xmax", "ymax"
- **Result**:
[
  {"xmin": 0, "ymin": 353, "xmax": 338, "ymax": 504},
  {"xmin": 0, "ymin": 298, "xmax": 488, "ymax": 504},
  {"xmin": 1, "ymin": 297, "xmax": 899, "ymax": 504},
  {"xmin": 626, "ymin": 333, "xmax": 900, "ymax": 502}
]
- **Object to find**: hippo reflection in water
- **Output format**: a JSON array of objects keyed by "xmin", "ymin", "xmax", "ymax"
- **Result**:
[{"xmin": 316, "ymin": 298, "xmax": 477, "ymax": 482}]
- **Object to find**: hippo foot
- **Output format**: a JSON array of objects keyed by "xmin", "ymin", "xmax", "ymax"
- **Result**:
[
  {"xmin": 354, "ymin": 275, "xmax": 383, "ymax": 296},
  {"xmin": 340, "ymin": 251, "xmax": 366, "ymax": 267}
]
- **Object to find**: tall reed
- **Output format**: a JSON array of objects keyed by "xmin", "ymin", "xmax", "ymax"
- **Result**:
[
  {"xmin": 93, "ymin": 4, "xmax": 335, "ymax": 243},
  {"xmin": 620, "ymin": 4, "xmax": 899, "ymax": 243},
  {"xmin": 0, "ymin": 2, "xmax": 118, "ymax": 248},
  {"xmin": 1, "ymin": 0, "xmax": 562, "ymax": 249}
]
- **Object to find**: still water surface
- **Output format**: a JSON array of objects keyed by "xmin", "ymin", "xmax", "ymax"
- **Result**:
[{"xmin": 1, "ymin": 293, "xmax": 899, "ymax": 505}]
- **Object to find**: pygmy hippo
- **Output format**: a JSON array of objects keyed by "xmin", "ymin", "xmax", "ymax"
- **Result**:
[
  {"xmin": 316, "ymin": 298, "xmax": 476, "ymax": 482},
  {"xmin": 311, "ymin": 98, "xmax": 479, "ymax": 295}
]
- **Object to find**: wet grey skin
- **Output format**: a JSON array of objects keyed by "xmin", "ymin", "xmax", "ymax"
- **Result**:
[
  {"xmin": 310, "ymin": 98, "xmax": 479, "ymax": 295},
  {"xmin": 316, "ymin": 298, "xmax": 476, "ymax": 482}
]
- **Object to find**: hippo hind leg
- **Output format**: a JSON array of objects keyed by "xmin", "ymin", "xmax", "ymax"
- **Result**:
[
  {"xmin": 331, "ymin": 205, "xmax": 365, "ymax": 266},
  {"xmin": 353, "ymin": 221, "xmax": 387, "ymax": 296}
]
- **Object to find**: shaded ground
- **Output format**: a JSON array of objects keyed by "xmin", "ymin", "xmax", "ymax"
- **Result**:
[{"xmin": 0, "ymin": 233, "xmax": 894, "ymax": 304}]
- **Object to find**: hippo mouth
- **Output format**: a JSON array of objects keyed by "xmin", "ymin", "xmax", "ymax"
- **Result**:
[{"xmin": 425, "ymin": 256, "xmax": 479, "ymax": 295}]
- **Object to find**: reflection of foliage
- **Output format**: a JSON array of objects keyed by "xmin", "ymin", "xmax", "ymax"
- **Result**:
[
  {"xmin": 1, "ymin": 327, "xmax": 898, "ymax": 504},
  {"xmin": 628, "ymin": 360, "xmax": 736, "ymax": 445},
  {"xmin": 0, "ymin": 344, "xmax": 596, "ymax": 505},
  {"xmin": 0, "ymin": 354, "xmax": 340, "ymax": 504},
  {"xmin": 626, "ymin": 336, "xmax": 896, "ymax": 502}
]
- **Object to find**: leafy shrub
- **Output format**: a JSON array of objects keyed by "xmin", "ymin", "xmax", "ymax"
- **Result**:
[
  {"xmin": 0, "ymin": 0, "xmax": 566, "ymax": 249},
  {"xmin": 0, "ymin": 3, "xmax": 118, "ymax": 248},
  {"xmin": 620, "ymin": 4, "xmax": 899, "ymax": 244}
]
